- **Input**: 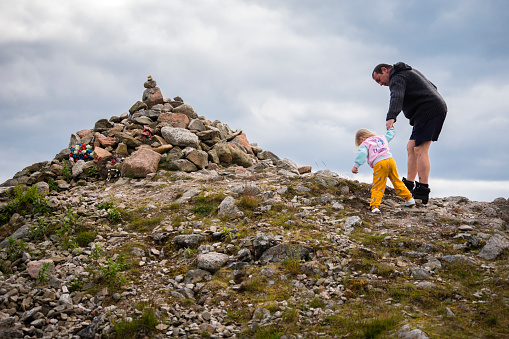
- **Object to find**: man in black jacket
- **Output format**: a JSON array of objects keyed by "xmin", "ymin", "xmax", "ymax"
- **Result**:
[{"xmin": 372, "ymin": 62, "xmax": 447, "ymax": 204}]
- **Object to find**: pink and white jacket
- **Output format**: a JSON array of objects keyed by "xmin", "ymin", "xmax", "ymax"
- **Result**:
[{"xmin": 353, "ymin": 128, "xmax": 395, "ymax": 169}]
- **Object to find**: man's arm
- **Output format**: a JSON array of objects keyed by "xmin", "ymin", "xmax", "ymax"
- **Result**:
[
  {"xmin": 386, "ymin": 75, "xmax": 406, "ymax": 123},
  {"xmin": 386, "ymin": 119, "xmax": 395, "ymax": 130}
]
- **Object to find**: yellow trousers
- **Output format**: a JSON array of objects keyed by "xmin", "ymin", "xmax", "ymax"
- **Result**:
[{"xmin": 371, "ymin": 158, "xmax": 413, "ymax": 209}]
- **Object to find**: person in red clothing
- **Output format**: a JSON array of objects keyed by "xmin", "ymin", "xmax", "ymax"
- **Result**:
[{"xmin": 372, "ymin": 62, "xmax": 447, "ymax": 204}]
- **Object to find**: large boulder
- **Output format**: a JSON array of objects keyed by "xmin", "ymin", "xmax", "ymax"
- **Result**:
[
  {"xmin": 234, "ymin": 133, "xmax": 253, "ymax": 155},
  {"xmin": 185, "ymin": 149, "xmax": 208, "ymax": 169},
  {"xmin": 477, "ymin": 234, "xmax": 509, "ymax": 260},
  {"xmin": 129, "ymin": 101, "xmax": 148, "ymax": 114},
  {"xmin": 197, "ymin": 252, "xmax": 230, "ymax": 273},
  {"xmin": 276, "ymin": 158, "xmax": 299, "ymax": 175},
  {"xmin": 167, "ymin": 159, "xmax": 198, "ymax": 172},
  {"xmin": 121, "ymin": 148, "xmax": 161, "ymax": 178},
  {"xmin": 214, "ymin": 144, "xmax": 232, "ymax": 163},
  {"xmin": 230, "ymin": 144, "xmax": 253, "ymax": 168},
  {"xmin": 161, "ymin": 127, "xmax": 199, "ymax": 148},
  {"xmin": 173, "ymin": 104, "xmax": 198, "ymax": 119},
  {"xmin": 93, "ymin": 119, "xmax": 113, "ymax": 133},
  {"xmin": 257, "ymin": 150, "xmax": 280, "ymax": 164},
  {"xmin": 142, "ymin": 87, "xmax": 164, "ymax": 108},
  {"xmin": 157, "ymin": 113, "xmax": 190, "ymax": 128},
  {"xmin": 188, "ymin": 119, "xmax": 207, "ymax": 132},
  {"xmin": 313, "ymin": 169, "xmax": 342, "ymax": 187}
]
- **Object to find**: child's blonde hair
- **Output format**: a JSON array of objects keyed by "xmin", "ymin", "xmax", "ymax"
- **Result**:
[{"xmin": 355, "ymin": 129, "xmax": 376, "ymax": 147}]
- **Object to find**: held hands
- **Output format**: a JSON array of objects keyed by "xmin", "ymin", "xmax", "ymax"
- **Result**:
[
  {"xmin": 386, "ymin": 119, "xmax": 395, "ymax": 130},
  {"xmin": 351, "ymin": 166, "xmax": 358, "ymax": 174}
]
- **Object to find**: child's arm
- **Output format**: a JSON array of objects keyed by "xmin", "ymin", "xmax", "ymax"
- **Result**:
[
  {"xmin": 385, "ymin": 128, "xmax": 396, "ymax": 142},
  {"xmin": 352, "ymin": 145, "xmax": 368, "ymax": 174}
]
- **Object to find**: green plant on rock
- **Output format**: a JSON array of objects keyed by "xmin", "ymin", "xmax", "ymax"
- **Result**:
[
  {"xmin": 47, "ymin": 178, "xmax": 59, "ymax": 192},
  {"xmin": 91, "ymin": 244, "xmax": 106, "ymax": 262},
  {"xmin": 107, "ymin": 208, "xmax": 122, "ymax": 223},
  {"xmin": 99, "ymin": 258, "xmax": 127, "ymax": 289},
  {"xmin": 5, "ymin": 237, "xmax": 28, "ymax": 262},
  {"xmin": 113, "ymin": 304, "xmax": 160, "ymax": 338},
  {"xmin": 29, "ymin": 218, "xmax": 49, "ymax": 240},
  {"xmin": 0, "ymin": 185, "xmax": 52, "ymax": 225},
  {"xmin": 191, "ymin": 193, "xmax": 226, "ymax": 218},
  {"xmin": 55, "ymin": 206, "xmax": 79, "ymax": 250},
  {"xmin": 183, "ymin": 247, "xmax": 196, "ymax": 258},
  {"xmin": 36, "ymin": 262, "xmax": 51, "ymax": 285},
  {"xmin": 221, "ymin": 227, "xmax": 233, "ymax": 242},
  {"xmin": 62, "ymin": 162, "xmax": 72, "ymax": 182},
  {"xmin": 97, "ymin": 201, "xmax": 115, "ymax": 210},
  {"xmin": 87, "ymin": 166, "xmax": 98, "ymax": 178},
  {"xmin": 68, "ymin": 279, "xmax": 84, "ymax": 292}
]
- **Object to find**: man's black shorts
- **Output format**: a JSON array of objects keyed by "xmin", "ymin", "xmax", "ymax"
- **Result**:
[{"xmin": 410, "ymin": 112, "xmax": 447, "ymax": 147}]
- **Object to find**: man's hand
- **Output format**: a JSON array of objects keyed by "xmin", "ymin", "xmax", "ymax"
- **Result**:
[
  {"xmin": 386, "ymin": 119, "xmax": 395, "ymax": 130},
  {"xmin": 351, "ymin": 166, "xmax": 358, "ymax": 174}
]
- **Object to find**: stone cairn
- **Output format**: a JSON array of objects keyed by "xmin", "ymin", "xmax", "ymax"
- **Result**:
[{"xmin": 1, "ymin": 76, "xmax": 312, "ymax": 190}]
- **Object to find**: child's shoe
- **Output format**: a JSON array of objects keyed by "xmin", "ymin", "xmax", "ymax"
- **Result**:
[
  {"xmin": 413, "ymin": 182, "xmax": 430, "ymax": 204},
  {"xmin": 405, "ymin": 198, "xmax": 415, "ymax": 207},
  {"xmin": 402, "ymin": 177, "xmax": 415, "ymax": 193},
  {"xmin": 371, "ymin": 208, "xmax": 381, "ymax": 213}
]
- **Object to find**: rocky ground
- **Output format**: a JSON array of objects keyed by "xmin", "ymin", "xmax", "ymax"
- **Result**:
[
  {"xmin": 1, "ymin": 165, "xmax": 509, "ymax": 338},
  {"xmin": 1, "ymin": 77, "xmax": 509, "ymax": 338}
]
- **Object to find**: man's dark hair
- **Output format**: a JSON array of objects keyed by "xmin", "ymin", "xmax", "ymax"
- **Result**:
[{"xmin": 373, "ymin": 63, "xmax": 392, "ymax": 75}]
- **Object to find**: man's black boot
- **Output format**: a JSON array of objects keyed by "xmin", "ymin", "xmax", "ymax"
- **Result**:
[
  {"xmin": 414, "ymin": 182, "xmax": 430, "ymax": 204},
  {"xmin": 402, "ymin": 177, "xmax": 415, "ymax": 193}
]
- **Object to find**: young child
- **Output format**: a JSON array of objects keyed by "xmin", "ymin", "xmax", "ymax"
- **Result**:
[{"xmin": 351, "ymin": 128, "xmax": 415, "ymax": 213}]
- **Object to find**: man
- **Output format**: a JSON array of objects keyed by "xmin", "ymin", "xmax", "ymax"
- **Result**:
[{"xmin": 372, "ymin": 62, "xmax": 447, "ymax": 204}]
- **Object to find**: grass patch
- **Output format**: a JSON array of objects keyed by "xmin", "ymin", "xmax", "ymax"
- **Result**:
[
  {"xmin": 324, "ymin": 302, "xmax": 402, "ymax": 338},
  {"xmin": 113, "ymin": 304, "xmax": 160, "ymax": 338},
  {"xmin": 191, "ymin": 194, "xmax": 226, "ymax": 217},
  {"xmin": 0, "ymin": 185, "xmax": 52, "ymax": 227}
]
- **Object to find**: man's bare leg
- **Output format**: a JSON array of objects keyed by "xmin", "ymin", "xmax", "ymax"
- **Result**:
[
  {"xmin": 414, "ymin": 141, "xmax": 431, "ymax": 184},
  {"xmin": 406, "ymin": 140, "xmax": 418, "ymax": 182}
]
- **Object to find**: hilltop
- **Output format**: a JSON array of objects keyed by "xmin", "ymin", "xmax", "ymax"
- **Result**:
[{"xmin": 0, "ymin": 77, "xmax": 509, "ymax": 338}]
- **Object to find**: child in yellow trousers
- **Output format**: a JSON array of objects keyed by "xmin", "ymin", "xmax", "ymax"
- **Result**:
[{"xmin": 351, "ymin": 128, "xmax": 415, "ymax": 213}]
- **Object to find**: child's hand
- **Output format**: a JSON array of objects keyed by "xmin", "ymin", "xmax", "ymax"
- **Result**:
[{"xmin": 351, "ymin": 166, "xmax": 358, "ymax": 174}]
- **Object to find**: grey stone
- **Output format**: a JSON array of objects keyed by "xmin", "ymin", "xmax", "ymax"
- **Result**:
[
  {"xmin": 314, "ymin": 169, "xmax": 342, "ymax": 187},
  {"xmin": 276, "ymin": 158, "xmax": 300, "ymax": 175},
  {"xmin": 173, "ymin": 104, "xmax": 198, "ymax": 119},
  {"xmin": 196, "ymin": 252, "xmax": 229, "ymax": 273},
  {"xmin": 217, "ymin": 196, "xmax": 244, "ymax": 217},
  {"xmin": 477, "ymin": 234, "xmax": 509, "ymax": 260},
  {"xmin": 397, "ymin": 324, "xmax": 429, "ymax": 339},
  {"xmin": 161, "ymin": 126, "xmax": 199, "ymax": 148},
  {"xmin": 173, "ymin": 234, "xmax": 206, "ymax": 249},
  {"xmin": 344, "ymin": 216, "xmax": 362, "ymax": 234}
]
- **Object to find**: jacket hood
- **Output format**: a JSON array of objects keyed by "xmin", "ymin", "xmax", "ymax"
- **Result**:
[{"xmin": 390, "ymin": 62, "xmax": 412, "ymax": 77}]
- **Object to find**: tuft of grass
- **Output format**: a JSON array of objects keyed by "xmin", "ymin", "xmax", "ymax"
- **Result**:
[
  {"xmin": 281, "ymin": 258, "xmax": 300, "ymax": 275},
  {"xmin": 113, "ymin": 305, "xmax": 160, "ymax": 338},
  {"xmin": 309, "ymin": 297, "xmax": 326, "ymax": 309},
  {"xmin": 191, "ymin": 194, "xmax": 226, "ymax": 217},
  {"xmin": 324, "ymin": 303, "xmax": 402, "ymax": 338},
  {"xmin": 75, "ymin": 231, "xmax": 96, "ymax": 247},
  {"xmin": 0, "ymin": 185, "xmax": 52, "ymax": 226}
]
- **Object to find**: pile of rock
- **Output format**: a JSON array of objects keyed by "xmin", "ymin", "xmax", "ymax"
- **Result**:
[{"xmin": 1, "ymin": 76, "xmax": 311, "ymax": 191}]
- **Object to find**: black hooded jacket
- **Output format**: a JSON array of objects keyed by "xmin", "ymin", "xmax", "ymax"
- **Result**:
[{"xmin": 387, "ymin": 62, "xmax": 447, "ymax": 126}]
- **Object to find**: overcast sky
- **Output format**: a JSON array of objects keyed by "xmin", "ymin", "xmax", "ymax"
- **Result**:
[{"xmin": 1, "ymin": 0, "xmax": 508, "ymax": 202}]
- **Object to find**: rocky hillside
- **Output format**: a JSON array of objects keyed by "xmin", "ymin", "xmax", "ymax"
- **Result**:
[{"xmin": 0, "ymin": 78, "xmax": 509, "ymax": 338}]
